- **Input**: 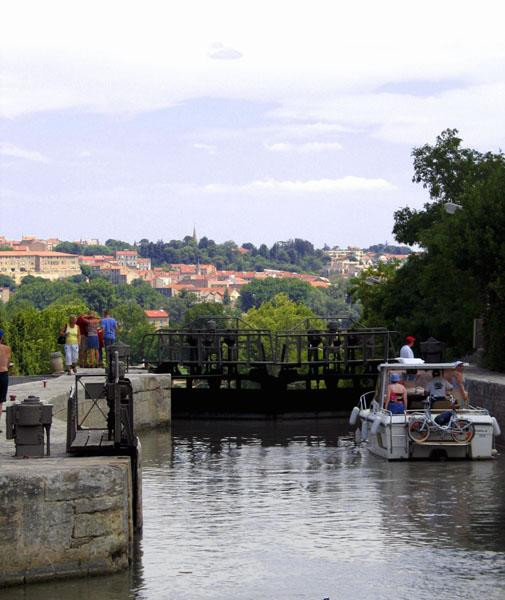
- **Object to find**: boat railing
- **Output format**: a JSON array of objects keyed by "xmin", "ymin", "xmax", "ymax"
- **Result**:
[{"xmin": 359, "ymin": 390, "xmax": 375, "ymax": 410}]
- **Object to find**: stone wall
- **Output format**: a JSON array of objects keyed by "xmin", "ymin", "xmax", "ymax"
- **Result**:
[
  {"xmin": 0, "ymin": 457, "xmax": 132, "ymax": 587},
  {"xmin": 465, "ymin": 368, "xmax": 505, "ymax": 440},
  {"xmin": 0, "ymin": 371, "xmax": 171, "ymax": 588}
]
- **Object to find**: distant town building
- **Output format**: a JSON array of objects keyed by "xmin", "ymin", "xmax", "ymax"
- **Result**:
[
  {"xmin": 115, "ymin": 250, "xmax": 139, "ymax": 268},
  {"xmin": 0, "ymin": 250, "xmax": 81, "ymax": 283},
  {"xmin": 144, "ymin": 309, "xmax": 170, "ymax": 329}
]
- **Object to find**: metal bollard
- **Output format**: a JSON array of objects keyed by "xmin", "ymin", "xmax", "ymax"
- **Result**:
[{"xmin": 6, "ymin": 395, "xmax": 53, "ymax": 458}]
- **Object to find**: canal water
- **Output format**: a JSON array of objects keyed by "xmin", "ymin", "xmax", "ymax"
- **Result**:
[{"xmin": 4, "ymin": 419, "xmax": 505, "ymax": 600}]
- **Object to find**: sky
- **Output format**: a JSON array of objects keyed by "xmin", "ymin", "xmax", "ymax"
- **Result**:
[{"xmin": 1, "ymin": 0, "xmax": 505, "ymax": 248}]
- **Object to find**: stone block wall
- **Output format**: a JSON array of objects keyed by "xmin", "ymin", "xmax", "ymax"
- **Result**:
[
  {"xmin": 465, "ymin": 369, "xmax": 505, "ymax": 439},
  {"xmin": 0, "ymin": 457, "xmax": 132, "ymax": 587}
]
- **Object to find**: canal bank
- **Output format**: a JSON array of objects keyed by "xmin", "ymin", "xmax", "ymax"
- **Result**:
[
  {"xmin": 0, "ymin": 371, "xmax": 171, "ymax": 588},
  {"xmin": 465, "ymin": 366, "xmax": 505, "ymax": 443}
]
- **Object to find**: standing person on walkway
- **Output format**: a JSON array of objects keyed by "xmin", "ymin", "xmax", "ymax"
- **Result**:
[
  {"xmin": 101, "ymin": 310, "xmax": 118, "ymax": 348},
  {"xmin": 61, "ymin": 315, "xmax": 80, "ymax": 375},
  {"xmin": 0, "ymin": 329, "xmax": 12, "ymax": 433},
  {"xmin": 76, "ymin": 313, "xmax": 89, "ymax": 367},
  {"xmin": 400, "ymin": 335, "xmax": 415, "ymax": 359},
  {"xmin": 85, "ymin": 312, "xmax": 101, "ymax": 368},
  {"xmin": 97, "ymin": 325, "xmax": 105, "ymax": 368}
]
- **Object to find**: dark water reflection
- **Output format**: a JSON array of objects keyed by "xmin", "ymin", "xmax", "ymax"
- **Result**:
[{"xmin": 4, "ymin": 420, "xmax": 505, "ymax": 600}]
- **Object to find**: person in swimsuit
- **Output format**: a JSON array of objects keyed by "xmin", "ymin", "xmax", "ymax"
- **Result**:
[{"xmin": 385, "ymin": 372, "xmax": 407, "ymax": 414}]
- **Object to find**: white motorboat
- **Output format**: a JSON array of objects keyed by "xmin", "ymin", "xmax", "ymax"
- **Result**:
[{"xmin": 349, "ymin": 359, "xmax": 501, "ymax": 460}]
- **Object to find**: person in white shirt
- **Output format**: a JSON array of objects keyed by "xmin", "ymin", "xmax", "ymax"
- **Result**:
[{"xmin": 400, "ymin": 335, "xmax": 415, "ymax": 359}]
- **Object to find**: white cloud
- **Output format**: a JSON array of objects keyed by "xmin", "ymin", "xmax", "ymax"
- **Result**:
[
  {"xmin": 1, "ymin": 1, "xmax": 504, "ymax": 121},
  {"xmin": 273, "ymin": 83, "xmax": 505, "ymax": 149},
  {"xmin": 193, "ymin": 142, "xmax": 217, "ymax": 154},
  {"xmin": 208, "ymin": 43, "xmax": 242, "ymax": 61},
  {"xmin": 0, "ymin": 142, "xmax": 50, "ymax": 163},
  {"xmin": 265, "ymin": 141, "xmax": 343, "ymax": 153},
  {"xmin": 199, "ymin": 176, "xmax": 396, "ymax": 194}
]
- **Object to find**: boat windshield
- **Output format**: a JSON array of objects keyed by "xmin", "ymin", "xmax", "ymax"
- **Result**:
[{"xmin": 377, "ymin": 363, "xmax": 466, "ymax": 410}]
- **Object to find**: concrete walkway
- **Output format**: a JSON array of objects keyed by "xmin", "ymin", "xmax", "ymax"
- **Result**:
[
  {"xmin": 1, "ymin": 368, "xmax": 171, "ymax": 461},
  {"xmin": 0, "ymin": 369, "xmax": 105, "ymax": 460}
]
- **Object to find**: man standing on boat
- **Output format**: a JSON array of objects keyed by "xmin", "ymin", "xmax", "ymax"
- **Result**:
[{"xmin": 400, "ymin": 335, "xmax": 416, "ymax": 358}]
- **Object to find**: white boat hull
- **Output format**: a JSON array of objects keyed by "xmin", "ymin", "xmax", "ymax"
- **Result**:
[{"xmin": 359, "ymin": 409, "xmax": 496, "ymax": 460}]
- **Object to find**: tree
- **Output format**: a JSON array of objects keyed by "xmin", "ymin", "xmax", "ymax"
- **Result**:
[
  {"xmin": 165, "ymin": 290, "xmax": 198, "ymax": 327},
  {"xmin": 105, "ymin": 239, "xmax": 133, "ymax": 251},
  {"xmin": 361, "ymin": 129, "xmax": 505, "ymax": 367},
  {"xmin": 0, "ymin": 274, "xmax": 16, "ymax": 290},
  {"xmin": 239, "ymin": 278, "xmax": 315, "ymax": 311},
  {"xmin": 77, "ymin": 279, "xmax": 116, "ymax": 313},
  {"xmin": 183, "ymin": 302, "xmax": 227, "ymax": 327},
  {"xmin": 112, "ymin": 302, "xmax": 154, "ymax": 363},
  {"xmin": 242, "ymin": 293, "xmax": 320, "ymax": 361}
]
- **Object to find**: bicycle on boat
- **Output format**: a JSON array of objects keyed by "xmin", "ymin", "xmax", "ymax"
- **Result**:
[{"xmin": 407, "ymin": 395, "xmax": 475, "ymax": 444}]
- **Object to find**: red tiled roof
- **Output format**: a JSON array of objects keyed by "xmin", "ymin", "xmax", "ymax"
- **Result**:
[{"xmin": 144, "ymin": 309, "xmax": 169, "ymax": 318}]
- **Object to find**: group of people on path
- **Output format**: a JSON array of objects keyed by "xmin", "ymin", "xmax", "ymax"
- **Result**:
[{"xmin": 60, "ymin": 310, "xmax": 118, "ymax": 374}]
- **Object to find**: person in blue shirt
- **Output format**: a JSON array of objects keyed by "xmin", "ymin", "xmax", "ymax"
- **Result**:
[{"xmin": 101, "ymin": 310, "xmax": 118, "ymax": 347}]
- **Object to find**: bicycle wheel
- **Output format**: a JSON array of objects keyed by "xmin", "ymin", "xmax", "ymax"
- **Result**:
[
  {"xmin": 408, "ymin": 418, "xmax": 430, "ymax": 443},
  {"xmin": 451, "ymin": 419, "xmax": 475, "ymax": 443}
]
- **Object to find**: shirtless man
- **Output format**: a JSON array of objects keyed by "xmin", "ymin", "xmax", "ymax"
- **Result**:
[{"xmin": 0, "ymin": 329, "xmax": 12, "ymax": 432}]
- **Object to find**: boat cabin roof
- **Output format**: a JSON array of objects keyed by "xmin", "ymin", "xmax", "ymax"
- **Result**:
[{"xmin": 378, "ymin": 359, "xmax": 468, "ymax": 372}]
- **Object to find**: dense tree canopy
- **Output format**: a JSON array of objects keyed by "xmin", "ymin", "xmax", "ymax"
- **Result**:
[
  {"xmin": 137, "ymin": 237, "xmax": 329, "ymax": 273},
  {"xmin": 238, "ymin": 277, "xmax": 359, "ymax": 320},
  {"xmin": 353, "ymin": 129, "xmax": 505, "ymax": 369}
]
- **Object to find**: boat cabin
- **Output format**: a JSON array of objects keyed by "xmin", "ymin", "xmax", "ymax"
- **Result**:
[{"xmin": 376, "ymin": 359, "xmax": 468, "ymax": 412}]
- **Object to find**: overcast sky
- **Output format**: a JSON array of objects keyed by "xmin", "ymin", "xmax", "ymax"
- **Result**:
[{"xmin": 1, "ymin": 0, "xmax": 504, "ymax": 247}]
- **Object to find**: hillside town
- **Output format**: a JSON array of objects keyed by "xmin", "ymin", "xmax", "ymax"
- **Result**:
[{"xmin": 0, "ymin": 235, "xmax": 410, "ymax": 307}]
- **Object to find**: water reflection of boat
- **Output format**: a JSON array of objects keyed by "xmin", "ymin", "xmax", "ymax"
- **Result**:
[{"xmin": 350, "ymin": 360, "xmax": 501, "ymax": 460}]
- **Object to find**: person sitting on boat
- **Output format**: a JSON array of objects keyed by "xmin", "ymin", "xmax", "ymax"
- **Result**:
[
  {"xmin": 385, "ymin": 373, "xmax": 407, "ymax": 414},
  {"xmin": 444, "ymin": 361, "xmax": 469, "ymax": 408},
  {"xmin": 426, "ymin": 370, "xmax": 453, "ymax": 405}
]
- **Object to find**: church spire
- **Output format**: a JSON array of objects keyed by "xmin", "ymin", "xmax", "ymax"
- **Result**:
[{"xmin": 192, "ymin": 224, "xmax": 198, "ymax": 244}]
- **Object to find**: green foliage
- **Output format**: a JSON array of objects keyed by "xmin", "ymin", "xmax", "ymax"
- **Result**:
[
  {"xmin": 242, "ymin": 293, "xmax": 321, "ymax": 362},
  {"xmin": 105, "ymin": 239, "xmax": 134, "ymax": 251},
  {"xmin": 238, "ymin": 277, "xmax": 359, "ymax": 320},
  {"xmin": 4, "ymin": 299, "xmax": 88, "ymax": 375},
  {"xmin": 358, "ymin": 129, "xmax": 505, "ymax": 368},
  {"xmin": 164, "ymin": 290, "xmax": 198, "ymax": 327},
  {"xmin": 366, "ymin": 244, "xmax": 411, "ymax": 255},
  {"xmin": 350, "ymin": 263, "xmax": 398, "ymax": 326},
  {"xmin": 112, "ymin": 302, "xmax": 154, "ymax": 363},
  {"xmin": 183, "ymin": 302, "xmax": 228, "ymax": 327},
  {"xmin": 55, "ymin": 241, "xmax": 114, "ymax": 256},
  {"xmin": 0, "ymin": 274, "xmax": 17, "ymax": 290},
  {"xmin": 138, "ymin": 237, "xmax": 329, "ymax": 273},
  {"xmin": 242, "ymin": 293, "xmax": 318, "ymax": 333},
  {"xmin": 14, "ymin": 278, "xmax": 77, "ymax": 309}
]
